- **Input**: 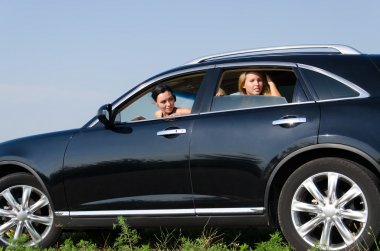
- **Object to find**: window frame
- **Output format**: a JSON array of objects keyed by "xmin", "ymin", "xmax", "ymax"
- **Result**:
[
  {"xmin": 87, "ymin": 61, "xmax": 369, "ymax": 128},
  {"xmin": 298, "ymin": 64, "xmax": 370, "ymax": 102},
  {"xmin": 215, "ymin": 67, "xmax": 298, "ymax": 99},
  {"xmin": 114, "ymin": 72, "xmax": 206, "ymax": 123},
  {"xmin": 199, "ymin": 62, "xmax": 314, "ymax": 115},
  {"xmin": 89, "ymin": 65, "xmax": 214, "ymax": 127},
  {"xmin": 196, "ymin": 61, "xmax": 370, "ymax": 116}
]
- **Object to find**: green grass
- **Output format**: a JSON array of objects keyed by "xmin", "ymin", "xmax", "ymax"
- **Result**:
[
  {"xmin": 6, "ymin": 217, "xmax": 380, "ymax": 250},
  {"xmin": 4, "ymin": 217, "xmax": 292, "ymax": 251}
]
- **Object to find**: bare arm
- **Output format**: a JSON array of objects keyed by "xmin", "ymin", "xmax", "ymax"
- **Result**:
[
  {"xmin": 266, "ymin": 74, "xmax": 282, "ymax": 97},
  {"xmin": 174, "ymin": 107, "xmax": 191, "ymax": 116},
  {"xmin": 155, "ymin": 107, "xmax": 191, "ymax": 118}
]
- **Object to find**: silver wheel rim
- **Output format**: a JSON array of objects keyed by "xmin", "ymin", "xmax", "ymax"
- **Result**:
[
  {"xmin": 291, "ymin": 172, "xmax": 368, "ymax": 250},
  {"xmin": 0, "ymin": 184, "xmax": 53, "ymax": 246}
]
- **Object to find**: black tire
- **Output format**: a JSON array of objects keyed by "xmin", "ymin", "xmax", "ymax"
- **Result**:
[
  {"xmin": 278, "ymin": 158, "xmax": 380, "ymax": 250},
  {"xmin": 0, "ymin": 172, "xmax": 61, "ymax": 248}
]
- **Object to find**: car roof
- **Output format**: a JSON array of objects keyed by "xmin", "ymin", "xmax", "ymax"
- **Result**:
[{"xmin": 150, "ymin": 44, "xmax": 368, "ymax": 77}]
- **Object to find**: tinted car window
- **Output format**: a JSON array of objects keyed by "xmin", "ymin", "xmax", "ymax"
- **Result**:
[{"xmin": 300, "ymin": 68, "xmax": 359, "ymax": 100}]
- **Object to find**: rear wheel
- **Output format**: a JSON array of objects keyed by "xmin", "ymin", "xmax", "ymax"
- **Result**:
[
  {"xmin": 278, "ymin": 158, "xmax": 380, "ymax": 250},
  {"xmin": 0, "ymin": 173, "xmax": 61, "ymax": 247}
]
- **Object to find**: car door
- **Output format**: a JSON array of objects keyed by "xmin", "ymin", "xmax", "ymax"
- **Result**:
[
  {"xmin": 189, "ymin": 64, "xmax": 320, "ymax": 213},
  {"xmin": 62, "ymin": 70, "xmax": 210, "ymax": 216}
]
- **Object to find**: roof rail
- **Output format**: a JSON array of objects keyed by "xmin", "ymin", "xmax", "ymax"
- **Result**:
[{"xmin": 186, "ymin": 44, "xmax": 361, "ymax": 65}]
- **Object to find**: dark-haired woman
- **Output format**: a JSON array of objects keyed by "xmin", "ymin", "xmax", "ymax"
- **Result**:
[{"xmin": 151, "ymin": 84, "xmax": 191, "ymax": 118}]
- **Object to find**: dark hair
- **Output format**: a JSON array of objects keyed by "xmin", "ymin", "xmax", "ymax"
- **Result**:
[{"xmin": 151, "ymin": 84, "xmax": 176, "ymax": 101}]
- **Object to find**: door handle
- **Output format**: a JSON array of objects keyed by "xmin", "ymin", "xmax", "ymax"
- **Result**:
[
  {"xmin": 272, "ymin": 117, "xmax": 306, "ymax": 126},
  {"xmin": 157, "ymin": 128, "xmax": 187, "ymax": 136}
]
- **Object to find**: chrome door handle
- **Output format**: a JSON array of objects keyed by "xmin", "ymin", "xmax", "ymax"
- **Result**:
[
  {"xmin": 157, "ymin": 129, "xmax": 186, "ymax": 136},
  {"xmin": 272, "ymin": 117, "xmax": 306, "ymax": 126}
]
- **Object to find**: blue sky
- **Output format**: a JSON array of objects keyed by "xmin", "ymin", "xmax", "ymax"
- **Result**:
[{"xmin": 1, "ymin": 1, "xmax": 380, "ymax": 142}]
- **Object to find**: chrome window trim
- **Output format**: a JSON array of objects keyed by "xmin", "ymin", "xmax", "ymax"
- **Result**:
[
  {"xmin": 88, "ymin": 65, "xmax": 214, "ymax": 128},
  {"xmin": 55, "ymin": 207, "xmax": 264, "ymax": 217},
  {"xmin": 214, "ymin": 62, "xmax": 369, "ymax": 100},
  {"xmin": 89, "ymin": 61, "xmax": 369, "ymax": 128},
  {"xmin": 298, "ymin": 64, "xmax": 370, "ymax": 100}
]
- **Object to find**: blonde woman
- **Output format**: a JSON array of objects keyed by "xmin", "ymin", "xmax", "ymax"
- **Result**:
[{"xmin": 238, "ymin": 71, "xmax": 281, "ymax": 96}]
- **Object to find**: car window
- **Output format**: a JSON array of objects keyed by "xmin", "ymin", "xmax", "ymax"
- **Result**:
[
  {"xmin": 211, "ymin": 68, "xmax": 303, "ymax": 112},
  {"xmin": 115, "ymin": 72, "xmax": 205, "ymax": 123},
  {"xmin": 300, "ymin": 68, "xmax": 359, "ymax": 100}
]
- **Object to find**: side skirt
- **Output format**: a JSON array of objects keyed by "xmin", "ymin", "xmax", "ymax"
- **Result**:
[{"xmin": 54, "ymin": 208, "xmax": 269, "ymax": 229}]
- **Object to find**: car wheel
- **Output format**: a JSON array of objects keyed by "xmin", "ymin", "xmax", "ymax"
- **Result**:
[
  {"xmin": 278, "ymin": 157, "xmax": 380, "ymax": 250},
  {"xmin": 0, "ymin": 173, "xmax": 61, "ymax": 247}
]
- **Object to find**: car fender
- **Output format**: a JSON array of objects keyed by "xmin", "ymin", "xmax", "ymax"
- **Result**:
[
  {"xmin": 264, "ymin": 143, "xmax": 380, "ymax": 213},
  {"xmin": 0, "ymin": 129, "xmax": 79, "ymax": 211}
]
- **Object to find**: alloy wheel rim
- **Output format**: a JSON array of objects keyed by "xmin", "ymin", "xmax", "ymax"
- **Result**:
[
  {"xmin": 0, "ymin": 185, "xmax": 53, "ymax": 246},
  {"xmin": 291, "ymin": 172, "xmax": 368, "ymax": 250}
]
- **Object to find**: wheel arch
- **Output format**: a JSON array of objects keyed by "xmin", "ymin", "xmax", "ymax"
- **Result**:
[
  {"xmin": 0, "ymin": 160, "xmax": 54, "ymax": 208},
  {"xmin": 265, "ymin": 143, "xmax": 380, "ymax": 226}
]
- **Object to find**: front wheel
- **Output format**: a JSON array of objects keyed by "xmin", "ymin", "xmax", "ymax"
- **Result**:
[
  {"xmin": 0, "ymin": 173, "xmax": 61, "ymax": 247},
  {"xmin": 278, "ymin": 158, "xmax": 380, "ymax": 250}
]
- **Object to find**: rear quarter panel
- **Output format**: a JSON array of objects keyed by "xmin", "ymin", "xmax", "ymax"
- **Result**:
[{"xmin": 318, "ymin": 98, "xmax": 380, "ymax": 171}]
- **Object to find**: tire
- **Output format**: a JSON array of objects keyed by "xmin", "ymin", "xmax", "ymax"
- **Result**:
[
  {"xmin": 278, "ymin": 157, "xmax": 380, "ymax": 250},
  {"xmin": 0, "ymin": 173, "xmax": 61, "ymax": 248}
]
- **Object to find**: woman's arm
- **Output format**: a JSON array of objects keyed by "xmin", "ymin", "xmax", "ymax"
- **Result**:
[
  {"xmin": 174, "ymin": 107, "xmax": 191, "ymax": 116},
  {"xmin": 266, "ymin": 74, "xmax": 282, "ymax": 97}
]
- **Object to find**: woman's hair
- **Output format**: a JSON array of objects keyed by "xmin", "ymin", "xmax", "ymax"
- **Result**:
[
  {"xmin": 151, "ymin": 84, "xmax": 176, "ymax": 101},
  {"xmin": 238, "ymin": 71, "xmax": 270, "ymax": 95}
]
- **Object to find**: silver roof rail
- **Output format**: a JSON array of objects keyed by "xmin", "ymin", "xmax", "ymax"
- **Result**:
[{"xmin": 186, "ymin": 44, "xmax": 361, "ymax": 65}]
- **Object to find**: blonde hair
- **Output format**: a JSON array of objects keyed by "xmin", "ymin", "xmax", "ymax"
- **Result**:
[{"xmin": 238, "ymin": 71, "xmax": 270, "ymax": 95}]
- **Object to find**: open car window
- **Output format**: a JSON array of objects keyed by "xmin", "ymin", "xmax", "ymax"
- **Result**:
[
  {"xmin": 211, "ymin": 68, "xmax": 305, "ymax": 112},
  {"xmin": 115, "ymin": 72, "xmax": 205, "ymax": 123}
]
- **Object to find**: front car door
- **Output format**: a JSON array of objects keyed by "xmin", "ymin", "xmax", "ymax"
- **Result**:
[{"xmin": 62, "ymin": 68, "xmax": 212, "ymax": 217}]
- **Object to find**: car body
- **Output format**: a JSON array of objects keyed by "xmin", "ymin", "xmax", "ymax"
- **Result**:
[{"xmin": 1, "ymin": 44, "xmax": 380, "ymax": 250}]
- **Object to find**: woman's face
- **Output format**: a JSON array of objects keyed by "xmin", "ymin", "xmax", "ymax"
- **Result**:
[
  {"xmin": 243, "ymin": 72, "xmax": 264, "ymax": 95},
  {"xmin": 155, "ymin": 90, "xmax": 175, "ymax": 115}
]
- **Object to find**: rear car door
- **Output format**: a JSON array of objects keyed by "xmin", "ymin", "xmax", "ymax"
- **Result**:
[{"xmin": 189, "ymin": 63, "xmax": 321, "ymax": 214}]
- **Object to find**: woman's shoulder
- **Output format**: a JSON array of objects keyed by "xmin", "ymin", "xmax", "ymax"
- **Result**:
[{"xmin": 154, "ymin": 110, "xmax": 162, "ymax": 118}]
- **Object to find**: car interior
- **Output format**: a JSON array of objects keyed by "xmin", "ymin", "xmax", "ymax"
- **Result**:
[{"xmin": 211, "ymin": 69, "xmax": 300, "ymax": 112}]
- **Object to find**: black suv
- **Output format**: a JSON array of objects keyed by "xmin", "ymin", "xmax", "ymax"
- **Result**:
[{"xmin": 1, "ymin": 44, "xmax": 380, "ymax": 250}]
